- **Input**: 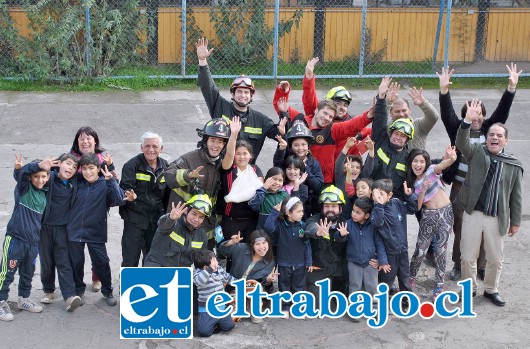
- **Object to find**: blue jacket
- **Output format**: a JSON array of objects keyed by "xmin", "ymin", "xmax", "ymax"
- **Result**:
[
  {"xmin": 336, "ymin": 219, "xmax": 388, "ymax": 267},
  {"xmin": 217, "ymin": 242, "xmax": 275, "ymax": 285},
  {"xmin": 42, "ymin": 170, "xmax": 77, "ymax": 226},
  {"xmin": 6, "ymin": 162, "xmax": 48, "ymax": 244},
  {"xmin": 371, "ymin": 197, "xmax": 417, "ymax": 255},
  {"xmin": 263, "ymin": 209, "xmax": 312, "ymax": 267},
  {"xmin": 67, "ymin": 175, "xmax": 125, "ymax": 243}
]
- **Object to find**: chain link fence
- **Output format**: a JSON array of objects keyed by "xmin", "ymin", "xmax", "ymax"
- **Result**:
[{"xmin": 0, "ymin": 0, "xmax": 528, "ymax": 81}]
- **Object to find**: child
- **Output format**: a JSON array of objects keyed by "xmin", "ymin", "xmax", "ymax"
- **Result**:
[
  {"xmin": 371, "ymin": 179, "xmax": 417, "ymax": 298},
  {"xmin": 193, "ymin": 249, "xmax": 237, "ymax": 337},
  {"xmin": 249, "ymin": 167, "xmax": 289, "ymax": 229},
  {"xmin": 282, "ymin": 155, "xmax": 309, "ymax": 207},
  {"xmin": 67, "ymin": 154, "xmax": 135, "ymax": 306},
  {"xmin": 406, "ymin": 146, "xmax": 457, "ymax": 300},
  {"xmin": 219, "ymin": 117, "xmax": 264, "ymax": 242},
  {"xmin": 0, "ymin": 158, "xmax": 56, "ymax": 321},
  {"xmin": 273, "ymin": 120, "xmax": 324, "ymax": 215},
  {"xmin": 355, "ymin": 178, "xmax": 373, "ymax": 199},
  {"xmin": 335, "ymin": 136, "xmax": 375, "ymax": 220},
  {"xmin": 264, "ymin": 197, "xmax": 312, "ymax": 317},
  {"xmin": 39, "ymin": 153, "xmax": 82, "ymax": 312},
  {"xmin": 337, "ymin": 197, "xmax": 390, "ymax": 302}
]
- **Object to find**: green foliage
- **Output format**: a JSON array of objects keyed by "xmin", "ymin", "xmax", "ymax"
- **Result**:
[
  {"xmin": 204, "ymin": 1, "xmax": 302, "ymax": 70},
  {"xmin": 7, "ymin": 0, "xmax": 149, "ymax": 79}
]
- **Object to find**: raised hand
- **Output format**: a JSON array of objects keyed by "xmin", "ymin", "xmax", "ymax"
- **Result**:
[
  {"xmin": 196, "ymin": 37, "xmax": 213, "ymax": 61},
  {"xmin": 279, "ymin": 81, "xmax": 290, "ymax": 93},
  {"xmin": 372, "ymin": 188, "xmax": 385, "ymax": 204},
  {"xmin": 345, "ymin": 157, "xmax": 354, "ymax": 176},
  {"xmin": 403, "ymin": 181, "xmax": 412, "ymax": 196},
  {"xmin": 445, "ymin": 145, "xmax": 457, "ymax": 162},
  {"xmin": 294, "ymin": 172, "xmax": 308, "ymax": 187},
  {"xmin": 277, "ymin": 116, "xmax": 288, "ymax": 136},
  {"xmin": 344, "ymin": 136, "xmax": 358, "ymax": 151},
  {"xmin": 266, "ymin": 266, "xmax": 280, "ymax": 282},
  {"xmin": 101, "ymin": 165, "xmax": 114, "ymax": 180},
  {"xmin": 507, "ymin": 62, "xmax": 522, "ymax": 92},
  {"xmin": 123, "ymin": 189, "xmax": 137, "ymax": 202},
  {"xmin": 230, "ymin": 231, "xmax": 244, "ymax": 245},
  {"xmin": 337, "ymin": 222, "xmax": 349, "ymax": 237},
  {"xmin": 169, "ymin": 201, "xmax": 188, "ymax": 220},
  {"xmin": 230, "ymin": 116, "xmax": 242, "ymax": 135},
  {"xmin": 436, "ymin": 66, "xmax": 454, "ymax": 94},
  {"xmin": 408, "ymin": 87, "xmax": 425, "ymax": 106},
  {"xmin": 263, "ymin": 176, "xmax": 275, "ymax": 190},
  {"xmin": 316, "ymin": 217, "xmax": 331, "ymax": 237},
  {"xmin": 378, "ymin": 76, "xmax": 392, "ymax": 99},
  {"xmin": 272, "ymin": 202, "xmax": 282, "ymax": 212},
  {"xmin": 386, "ymin": 81, "xmax": 400, "ymax": 103},
  {"xmin": 464, "ymin": 98, "xmax": 482, "ymax": 123},
  {"xmin": 188, "ymin": 166, "xmax": 204, "ymax": 179},
  {"xmin": 14, "ymin": 154, "xmax": 23, "ymax": 170},
  {"xmin": 275, "ymin": 135, "xmax": 288, "ymax": 150},
  {"xmin": 103, "ymin": 152, "xmax": 113, "ymax": 166},
  {"xmin": 365, "ymin": 136, "xmax": 374, "ymax": 152},
  {"xmin": 38, "ymin": 156, "xmax": 60, "ymax": 171},
  {"xmin": 305, "ymin": 57, "xmax": 319, "ymax": 78},
  {"xmin": 277, "ymin": 97, "xmax": 289, "ymax": 113}
]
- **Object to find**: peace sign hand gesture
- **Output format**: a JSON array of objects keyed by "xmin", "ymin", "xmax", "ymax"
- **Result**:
[
  {"xmin": 266, "ymin": 267, "xmax": 280, "ymax": 283},
  {"xmin": 14, "ymin": 154, "xmax": 23, "ymax": 170},
  {"xmin": 230, "ymin": 231, "xmax": 244, "ymax": 245},
  {"xmin": 101, "ymin": 165, "xmax": 114, "ymax": 181},
  {"xmin": 169, "ymin": 201, "xmax": 188, "ymax": 221}
]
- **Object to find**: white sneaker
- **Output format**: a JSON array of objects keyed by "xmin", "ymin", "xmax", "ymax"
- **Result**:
[
  {"xmin": 66, "ymin": 296, "xmax": 81, "ymax": 312},
  {"xmin": 41, "ymin": 292, "xmax": 55, "ymax": 304},
  {"xmin": 250, "ymin": 315, "xmax": 263, "ymax": 324},
  {"xmin": 0, "ymin": 300, "xmax": 14, "ymax": 321},
  {"xmin": 92, "ymin": 280, "xmax": 102, "ymax": 292},
  {"xmin": 18, "ymin": 297, "xmax": 43, "ymax": 313}
]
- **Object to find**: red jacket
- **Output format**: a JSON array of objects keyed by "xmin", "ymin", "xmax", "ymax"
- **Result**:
[
  {"xmin": 273, "ymin": 83, "xmax": 372, "ymax": 183},
  {"xmin": 300, "ymin": 76, "xmax": 372, "ymax": 159}
]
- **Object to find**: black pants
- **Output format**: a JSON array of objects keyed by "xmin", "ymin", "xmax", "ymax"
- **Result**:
[
  {"xmin": 121, "ymin": 221, "xmax": 156, "ymax": 267},
  {"xmin": 278, "ymin": 265, "xmax": 307, "ymax": 310},
  {"xmin": 221, "ymin": 216, "xmax": 258, "ymax": 243},
  {"xmin": 68, "ymin": 241, "xmax": 113, "ymax": 296},
  {"xmin": 196, "ymin": 311, "xmax": 234, "ymax": 337},
  {"xmin": 39, "ymin": 224, "xmax": 76, "ymax": 299},
  {"xmin": 0, "ymin": 236, "xmax": 38, "ymax": 300},
  {"xmin": 378, "ymin": 251, "xmax": 411, "ymax": 293}
]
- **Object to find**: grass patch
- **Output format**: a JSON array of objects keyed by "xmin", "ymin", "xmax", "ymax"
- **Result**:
[{"xmin": 0, "ymin": 61, "xmax": 527, "ymax": 92}]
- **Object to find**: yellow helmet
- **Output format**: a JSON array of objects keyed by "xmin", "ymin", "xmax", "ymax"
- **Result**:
[
  {"xmin": 185, "ymin": 194, "xmax": 213, "ymax": 217},
  {"xmin": 388, "ymin": 118, "xmax": 415, "ymax": 140},
  {"xmin": 318, "ymin": 185, "xmax": 346, "ymax": 205},
  {"xmin": 325, "ymin": 86, "xmax": 352, "ymax": 105}
]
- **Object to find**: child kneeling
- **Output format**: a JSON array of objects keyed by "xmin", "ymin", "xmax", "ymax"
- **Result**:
[{"xmin": 193, "ymin": 249, "xmax": 237, "ymax": 337}]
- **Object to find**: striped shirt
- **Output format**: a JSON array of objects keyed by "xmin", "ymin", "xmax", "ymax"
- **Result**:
[
  {"xmin": 194, "ymin": 266, "xmax": 237, "ymax": 305},
  {"xmin": 413, "ymin": 165, "xmax": 443, "ymax": 203},
  {"xmin": 454, "ymin": 130, "xmax": 485, "ymax": 185}
]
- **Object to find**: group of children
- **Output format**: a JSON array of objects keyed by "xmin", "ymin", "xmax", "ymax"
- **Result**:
[{"xmin": 0, "ymin": 145, "xmax": 135, "ymax": 322}]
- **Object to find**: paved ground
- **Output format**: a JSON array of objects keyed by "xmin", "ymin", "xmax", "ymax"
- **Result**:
[{"xmin": 0, "ymin": 85, "xmax": 529, "ymax": 349}]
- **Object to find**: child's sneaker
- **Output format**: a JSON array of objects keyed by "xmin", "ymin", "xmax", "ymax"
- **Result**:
[
  {"xmin": 40, "ymin": 292, "xmax": 56, "ymax": 304},
  {"xmin": 103, "ymin": 294, "xmax": 117, "ymax": 306},
  {"xmin": 433, "ymin": 283, "xmax": 444, "ymax": 302},
  {"xmin": 0, "ymin": 300, "xmax": 14, "ymax": 321},
  {"xmin": 18, "ymin": 297, "xmax": 43, "ymax": 313},
  {"xmin": 66, "ymin": 296, "xmax": 82, "ymax": 312},
  {"xmin": 92, "ymin": 280, "xmax": 102, "ymax": 292}
]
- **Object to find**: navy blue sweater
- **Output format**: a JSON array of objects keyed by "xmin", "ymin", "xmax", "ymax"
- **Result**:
[
  {"xmin": 263, "ymin": 209, "xmax": 312, "ymax": 267},
  {"xmin": 371, "ymin": 197, "xmax": 417, "ymax": 255},
  {"xmin": 67, "ymin": 175, "xmax": 125, "ymax": 243},
  {"xmin": 42, "ymin": 170, "xmax": 77, "ymax": 226},
  {"xmin": 336, "ymin": 219, "xmax": 388, "ymax": 267}
]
